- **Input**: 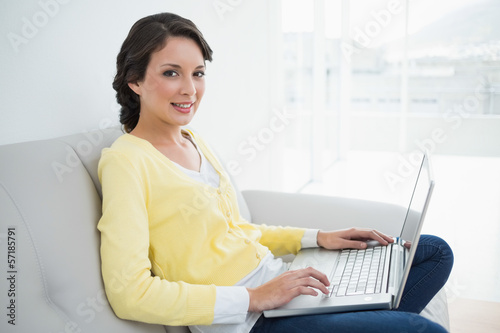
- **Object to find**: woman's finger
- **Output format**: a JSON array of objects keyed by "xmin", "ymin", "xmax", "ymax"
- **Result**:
[
  {"xmin": 290, "ymin": 267, "xmax": 330, "ymax": 292},
  {"xmin": 347, "ymin": 228, "xmax": 394, "ymax": 245}
]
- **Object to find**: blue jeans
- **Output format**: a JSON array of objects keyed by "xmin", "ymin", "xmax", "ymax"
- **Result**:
[{"xmin": 250, "ymin": 235, "xmax": 454, "ymax": 333}]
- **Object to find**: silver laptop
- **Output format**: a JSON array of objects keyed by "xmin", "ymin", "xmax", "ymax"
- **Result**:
[{"xmin": 264, "ymin": 153, "xmax": 434, "ymax": 318}]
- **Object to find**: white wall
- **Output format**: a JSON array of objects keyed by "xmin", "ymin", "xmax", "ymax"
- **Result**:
[{"xmin": 1, "ymin": 0, "xmax": 281, "ymax": 190}]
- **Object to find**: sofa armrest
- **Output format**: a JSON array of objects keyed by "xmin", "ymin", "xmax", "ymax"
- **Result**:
[{"xmin": 241, "ymin": 190, "xmax": 407, "ymax": 236}]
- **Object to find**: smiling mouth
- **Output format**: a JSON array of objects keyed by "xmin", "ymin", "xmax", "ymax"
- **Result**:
[{"xmin": 172, "ymin": 102, "xmax": 193, "ymax": 108}]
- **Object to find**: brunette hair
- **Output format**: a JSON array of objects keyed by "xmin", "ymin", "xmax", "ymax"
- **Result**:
[{"xmin": 113, "ymin": 13, "xmax": 213, "ymax": 133}]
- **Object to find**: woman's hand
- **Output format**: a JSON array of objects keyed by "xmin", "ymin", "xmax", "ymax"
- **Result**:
[
  {"xmin": 247, "ymin": 267, "xmax": 329, "ymax": 312},
  {"xmin": 317, "ymin": 227, "xmax": 394, "ymax": 250}
]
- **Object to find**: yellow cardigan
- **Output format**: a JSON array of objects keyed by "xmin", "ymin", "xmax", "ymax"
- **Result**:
[{"xmin": 97, "ymin": 131, "xmax": 306, "ymax": 326}]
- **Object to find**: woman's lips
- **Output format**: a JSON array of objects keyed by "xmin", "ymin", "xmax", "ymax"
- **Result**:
[{"xmin": 171, "ymin": 102, "xmax": 194, "ymax": 113}]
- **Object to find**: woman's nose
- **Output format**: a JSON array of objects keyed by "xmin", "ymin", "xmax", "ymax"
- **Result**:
[{"xmin": 181, "ymin": 76, "xmax": 196, "ymax": 96}]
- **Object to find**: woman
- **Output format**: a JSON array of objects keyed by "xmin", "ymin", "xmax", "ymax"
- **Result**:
[{"xmin": 98, "ymin": 12, "xmax": 453, "ymax": 333}]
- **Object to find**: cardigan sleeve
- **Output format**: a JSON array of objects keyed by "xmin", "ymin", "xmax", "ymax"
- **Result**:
[
  {"xmin": 234, "ymin": 218, "xmax": 306, "ymax": 257},
  {"xmin": 97, "ymin": 150, "xmax": 217, "ymax": 326},
  {"xmin": 254, "ymin": 224, "xmax": 306, "ymax": 257}
]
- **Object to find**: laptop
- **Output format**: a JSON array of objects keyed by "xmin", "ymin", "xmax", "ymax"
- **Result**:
[{"xmin": 263, "ymin": 153, "xmax": 434, "ymax": 318}]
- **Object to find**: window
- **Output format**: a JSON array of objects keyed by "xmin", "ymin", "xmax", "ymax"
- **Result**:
[{"xmin": 276, "ymin": 0, "xmax": 500, "ymax": 192}]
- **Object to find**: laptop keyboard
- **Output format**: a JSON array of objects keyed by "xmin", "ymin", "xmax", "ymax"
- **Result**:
[{"xmin": 325, "ymin": 246, "xmax": 387, "ymax": 298}]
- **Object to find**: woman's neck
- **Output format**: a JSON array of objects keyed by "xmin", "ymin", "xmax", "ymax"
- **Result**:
[{"xmin": 130, "ymin": 121, "xmax": 185, "ymax": 147}]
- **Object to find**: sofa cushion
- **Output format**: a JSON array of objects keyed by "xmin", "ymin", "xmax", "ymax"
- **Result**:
[
  {"xmin": 56, "ymin": 127, "xmax": 123, "ymax": 198},
  {"xmin": 0, "ymin": 130, "xmax": 166, "ymax": 332}
]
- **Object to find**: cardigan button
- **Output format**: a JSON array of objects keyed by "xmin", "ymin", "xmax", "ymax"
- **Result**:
[
  {"xmin": 217, "ymin": 189, "xmax": 222, "ymax": 194},
  {"xmin": 226, "ymin": 211, "xmax": 231, "ymax": 217},
  {"xmin": 256, "ymin": 253, "xmax": 261, "ymax": 259},
  {"xmin": 245, "ymin": 239, "xmax": 250, "ymax": 244}
]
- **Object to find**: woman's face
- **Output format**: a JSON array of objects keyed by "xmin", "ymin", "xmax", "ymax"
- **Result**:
[{"xmin": 129, "ymin": 37, "xmax": 206, "ymax": 130}]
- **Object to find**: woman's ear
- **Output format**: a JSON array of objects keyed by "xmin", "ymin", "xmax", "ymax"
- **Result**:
[{"xmin": 128, "ymin": 81, "xmax": 141, "ymax": 96}]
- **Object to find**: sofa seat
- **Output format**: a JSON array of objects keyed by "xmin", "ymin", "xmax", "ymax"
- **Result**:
[{"xmin": 0, "ymin": 128, "xmax": 449, "ymax": 333}]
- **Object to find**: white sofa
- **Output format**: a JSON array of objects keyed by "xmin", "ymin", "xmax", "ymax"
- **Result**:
[{"xmin": 0, "ymin": 128, "xmax": 449, "ymax": 333}]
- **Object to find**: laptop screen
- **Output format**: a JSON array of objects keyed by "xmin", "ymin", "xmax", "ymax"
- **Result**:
[
  {"xmin": 399, "ymin": 153, "xmax": 434, "ymax": 248},
  {"xmin": 393, "ymin": 152, "xmax": 434, "ymax": 308}
]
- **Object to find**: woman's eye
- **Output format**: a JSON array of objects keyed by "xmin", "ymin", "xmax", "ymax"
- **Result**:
[
  {"xmin": 163, "ymin": 70, "xmax": 178, "ymax": 77},
  {"xmin": 194, "ymin": 71, "xmax": 205, "ymax": 78}
]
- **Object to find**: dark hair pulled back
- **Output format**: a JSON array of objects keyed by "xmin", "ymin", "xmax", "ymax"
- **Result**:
[{"xmin": 113, "ymin": 13, "xmax": 213, "ymax": 133}]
